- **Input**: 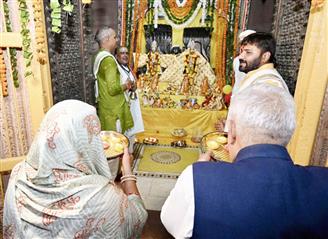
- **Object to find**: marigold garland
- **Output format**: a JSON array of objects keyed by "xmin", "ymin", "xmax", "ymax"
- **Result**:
[
  {"xmin": 121, "ymin": 0, "xmax": 127, "ymax": 46},
  {"xmin": 0, "ymin": 49, "xmax": 8, "ymax": 97},
  {"xmin": 33, "ymin": 0, "xmax": 47, "ymax": 65},
  {"xmin": 215, "ymin": 0, "xmax": 230, "ymax": 90},
  {"xmin": 165, "ymin": 0, "xmax": 194, "ymax": 19},
  {"xmin": 215, "ymin": 6, "xmax": 223, "ymax": 90},
  {"xmin": 222, "ymin": 0, "xmax": 229, "ymax": 85},
  {"xmin": 133, "ymin": 0, "xmax": 147, "ymax": 74},
  {"xmin": 161, "ymin": 0, "xmax": 198, "ymax": 24}
]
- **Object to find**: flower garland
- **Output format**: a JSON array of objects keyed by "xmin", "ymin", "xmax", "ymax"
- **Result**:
[
  {"xmin": 225, "ymin": 0, "xmax": 237, "ymax": 85},
  {"xmin": 129, "ymin": 0, "xmax": 139, "ymax": 65},
  {"xmin": 222, "ymin": 0, "xmax": 229, "ymax": 85},
  {"xmin": 33, "ymin": 0, "xmax": 47, "ymax": 65},
  {"xmin": 49, "ymin": 0, "xmax": 74, "ymax": 33},
  {"xmin": 121, "ymin": 0, "xmax": 127, "ymax": 46},
  {"xmin": 0, "ymin": 49, "xmax": 8, "ymax": 97},
  {"xmin": 163, "ymin": 0, "xmax": 195, "ymax": 20},
  {"xmin": 214, "ymin": 0, "xmax": 229, "ymax": 90},
  {"xmin": 18, "ymin": 0, "xmax": 33, "ymax": 78},
  {"xmin": 205, "ymin": 0, "xmax": 215, "ymax": 30},
  {"xmin": 3, "ymin": 0, "xmax": 19, "ymax": 88},
  {"xmin": 125, "ymin": 0, "xmax": 134, "ymax": 50},
  {"xmin": 133, "ymin": 0, "xmax": 147, "ymax": 74},
  {"xmin": 154, "ymin": 0, "xmax": 206, "ymax": 29},
  {"xmin": 176, "ymin": 0, "xmax": 187, "ymax": 7},
  {"xmin": 201, "ymin": 0, "xmax": 207, "ymax": 25}
]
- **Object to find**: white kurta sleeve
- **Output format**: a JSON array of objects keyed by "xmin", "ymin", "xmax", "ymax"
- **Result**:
[{"xmin": 160, "ymin": 165, "xmax": 195, "ymax": 238}]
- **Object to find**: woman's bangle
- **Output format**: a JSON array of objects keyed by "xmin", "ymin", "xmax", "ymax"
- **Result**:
[
  {"xmin": 121, "ymin": 177, "xmax": 137, "ymax": 184},
  {"xmin": 128, "ymin": 192, "xmax": 140, "ymax": 196},
  {"xmin": 120, "ymin": 174, "xmax": 137, "ymax": 181}
]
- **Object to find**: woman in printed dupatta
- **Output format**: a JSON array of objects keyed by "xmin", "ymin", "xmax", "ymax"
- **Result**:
[{"xmin": 3, "ymin": 100, "xmax": 147, "ymax": 238}]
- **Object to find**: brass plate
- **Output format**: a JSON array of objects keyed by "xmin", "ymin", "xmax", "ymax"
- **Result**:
[
  {"xmin": 171, "ymin": 128, "xmax": 187, "ymax": 138},
  {"xmin": 143, "ymin": 137, "xmax": 159, "ymax": 145},
  {"xmin": 200, "ymin": 132, "xmax": 230, "ymax": 162},
  {"xmin": 100, "ymin": 131, "xmax": 129, "ymax": 159}
]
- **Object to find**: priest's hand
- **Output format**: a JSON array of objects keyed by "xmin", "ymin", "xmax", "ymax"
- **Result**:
[{"xmin": 124, "ymin": 80, "xmax": 133, "ymax": 91}]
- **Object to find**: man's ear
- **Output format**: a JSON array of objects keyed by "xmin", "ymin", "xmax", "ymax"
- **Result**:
[
  {"xmin": 227, "ymin": 120, "xmax": 237, "ymax": 145},
  {"xmin": 261, "ymin": 52, "xmax": 271, "ymax": 64}
]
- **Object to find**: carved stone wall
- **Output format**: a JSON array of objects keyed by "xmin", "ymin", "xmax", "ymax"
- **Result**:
[
  {"xmin": 272, "ymin": 0, "xmax": 311, "ymax": 95},
  {"xmin": 44, "ymin": 1, "xmax": 95, "ymax": 105},
  {"xmin": 247, "ymin": 0, "xmax": 275, "ymax": 32}
]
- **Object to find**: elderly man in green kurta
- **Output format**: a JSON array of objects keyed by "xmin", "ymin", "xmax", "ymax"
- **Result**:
[{"xmin": 93, "ymin": 27, "xmax": 133, "ymax": 177}]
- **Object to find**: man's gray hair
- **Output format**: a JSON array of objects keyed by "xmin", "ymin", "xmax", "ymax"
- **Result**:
[
  {"xmin": 95, "ymin": 27, "xmax": 114, "ymax": 45},
  {"xmin": 229, "ymin": 85, "xmax": 296, "ymax": 146}
]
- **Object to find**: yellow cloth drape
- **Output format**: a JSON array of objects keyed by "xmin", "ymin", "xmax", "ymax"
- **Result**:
[
  {"xmin": 137, "ymin": 107, "xmax": 227, "ymax": 145},
  {"xmin": 287, "ymin": 1, "xmax": 328, "ymax": 165}
]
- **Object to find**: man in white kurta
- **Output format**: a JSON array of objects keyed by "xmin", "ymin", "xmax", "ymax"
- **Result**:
[
  {"xmin": 220, "ymin": 32, "xmax": 289, "ymax": 132},
  {"xmin": 116, "ymin": 46, "xmax": 144, "ymax": 153}
]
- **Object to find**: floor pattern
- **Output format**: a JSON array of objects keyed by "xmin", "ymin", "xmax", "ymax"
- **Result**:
[{"xmin": 133, "ymin": 143, "xmax": 200, "ymax": 179}]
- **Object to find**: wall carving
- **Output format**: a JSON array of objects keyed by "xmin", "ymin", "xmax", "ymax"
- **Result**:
[
  {"xmin": 44, "ymin": 0, "xmax": 95, "ymax": 105},
  {"xmin": 272, "ymin": 0, "xmax": 310, "ymax": 95}
]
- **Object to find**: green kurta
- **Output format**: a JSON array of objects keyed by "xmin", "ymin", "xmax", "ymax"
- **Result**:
[{"xmin": 96, "ymin": 50, "xmax": 133, "ymax": 133}]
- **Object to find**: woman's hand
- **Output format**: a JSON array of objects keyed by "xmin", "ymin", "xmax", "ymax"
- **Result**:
[
  {"xmin": 121, "ymin": 147, "xmax": 132, "ymax": 175},
  {"xmin": 120, "ymin": 147, "xmax": 141, "ymax": 196}
]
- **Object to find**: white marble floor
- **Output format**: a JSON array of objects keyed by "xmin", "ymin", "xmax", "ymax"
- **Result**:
[{"xmin": 137, "ymin": 176, "xmax": 177, "ymax": 211}]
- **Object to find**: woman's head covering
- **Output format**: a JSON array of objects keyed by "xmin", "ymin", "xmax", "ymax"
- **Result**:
[
  {"xmin": 26, "ymin": 99, "xmax": 112, "ymax": 184},
  {"xmin": 3, "ymin": 100, "xmax": 138, "ymax": 237}
]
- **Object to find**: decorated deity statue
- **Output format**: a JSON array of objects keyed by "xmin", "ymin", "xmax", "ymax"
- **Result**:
[
  {"xmin": 183, "ymin": 40, "xmax": 199, "ymax": 94},
  {"xmin": 200, "ymin": 76, "xmax": 210, "ymax": 96},
  {"xmin": 142, "ymin": 94, "xmax": 149, "ymax": 107},
  {"xmin": 181, "ymin": 75, "xmax": 190, "ymax": 95},
  {"xmin": 136, "ymin": 73, "xmax": 144, "ymax": 89},
  {"xmin": 151, "ymin": 74, "xmax": 159, "ymax": 92},
  {"xmin": 147, "ymin": 40, "xmax": 161, "ymax": 78}
]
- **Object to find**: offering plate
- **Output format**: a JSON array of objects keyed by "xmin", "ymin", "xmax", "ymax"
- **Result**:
[
  {"xmin": 171, "ymin": 128, "xmax": 187, "ymax": 138},
  {"xmin": 200, "ymin": 131, "xmax": 229, "ymax": 162},
  {"xmin": 100, "ymin": 131, "xmax": 129, "ymax": 159},
  {"xmin": 143, "ymin": 137, "xmax": 159, "ymax": 145}
]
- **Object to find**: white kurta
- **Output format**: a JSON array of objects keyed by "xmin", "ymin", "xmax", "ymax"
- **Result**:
[
  {"xmin": 224, "ymin": 63, "xmax": 289, "ymax": 132},
  {"xmin": 117, "ymin": 64, "xmax": 144, "ymax": 137},
  {"xmin": 232, "ymin": 56, "xmax": 246, "ymax": 96},
  {"xmin": 161, "ymin": 165, "xmax": 195, "ymax": 238}
]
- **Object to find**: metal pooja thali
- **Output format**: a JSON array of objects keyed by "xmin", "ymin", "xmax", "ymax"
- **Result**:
[
  {"xmin": 200, "ymin": 131, "xmax": 230, "ymax": 162},
  {"xmin": 171, "ymin": 128, "xmax": 187, "ymax": 138},
  {"xmin": 100, "ymin": 131, "xmax": 129, "ymax": 159}
]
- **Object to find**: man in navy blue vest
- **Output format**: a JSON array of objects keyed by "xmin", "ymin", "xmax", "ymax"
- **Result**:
[{"xmin": 161, "ymin": 85, "xmax": 328, "ymax": 239}]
